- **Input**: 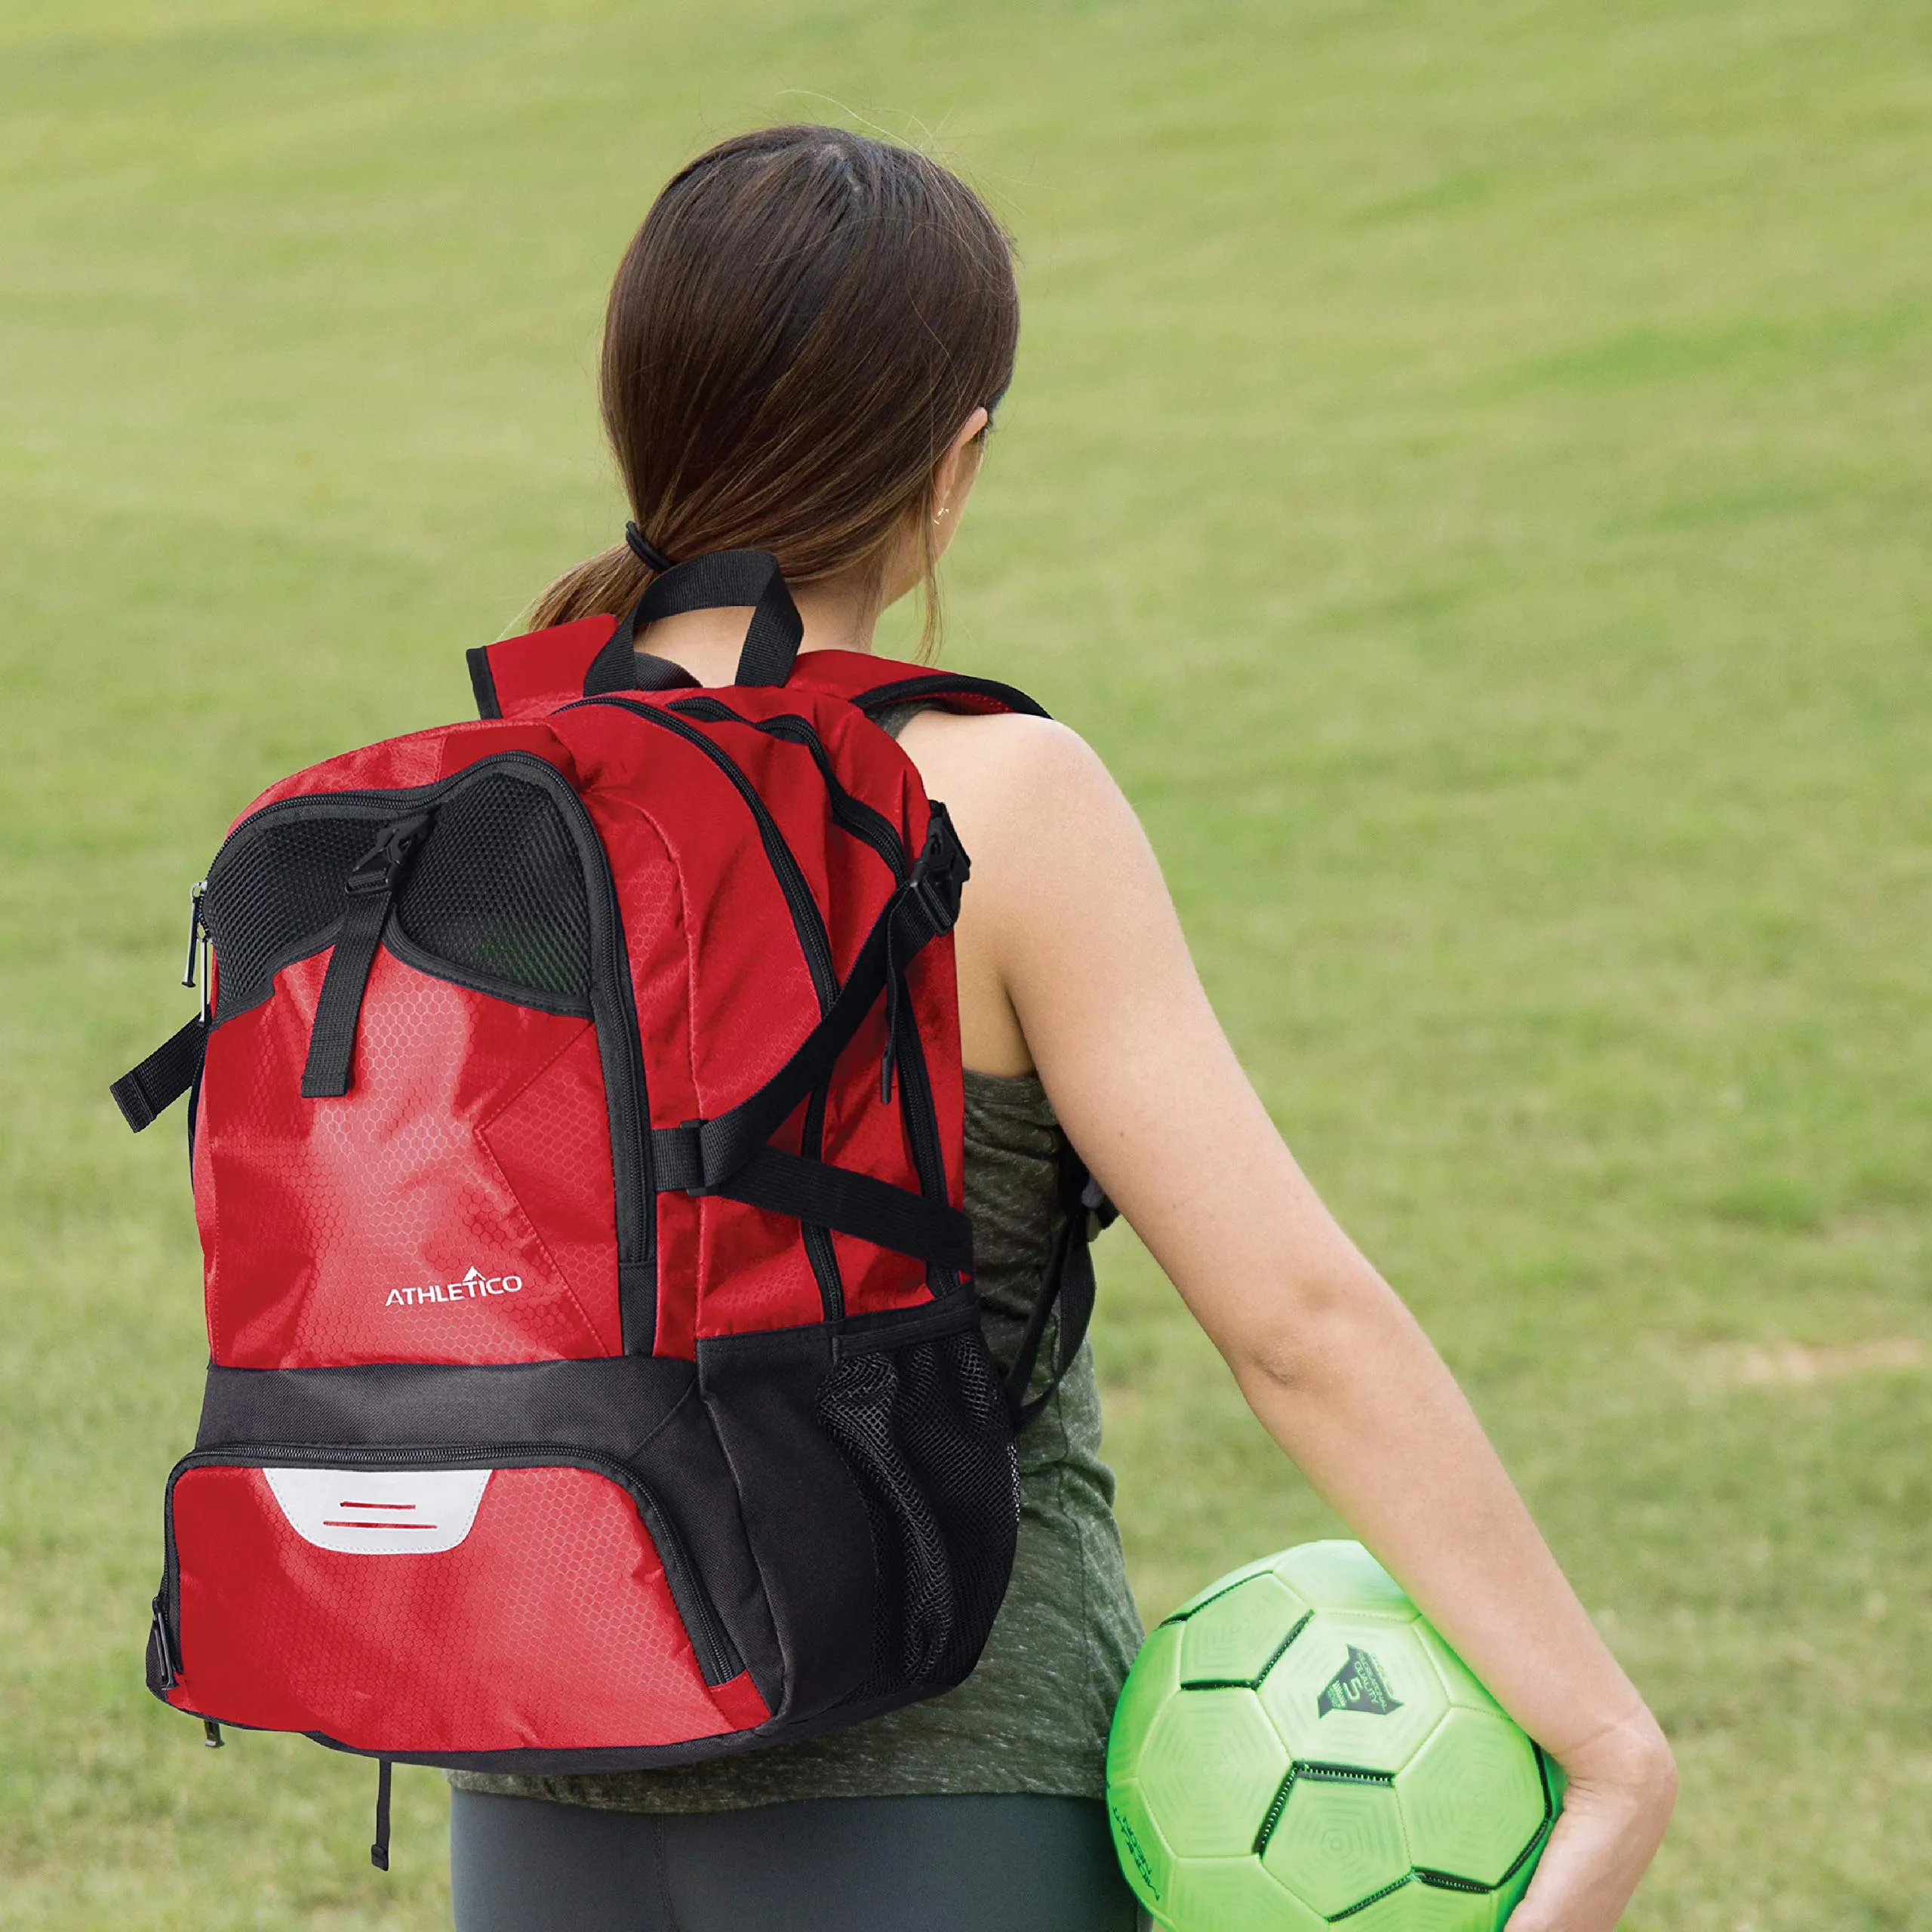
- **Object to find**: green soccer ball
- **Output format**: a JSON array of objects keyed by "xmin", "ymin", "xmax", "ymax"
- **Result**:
[{"xmin": 1107, "ymin": 1543, "xmax": 1562, "ymax": 1931}]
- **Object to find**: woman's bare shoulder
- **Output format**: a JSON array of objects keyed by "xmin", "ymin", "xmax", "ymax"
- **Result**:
[
  {"xmin": 891, "ymin": 704, "xmax": 1168, "ymax": 1075},
  {"xmin": 892, "ymin": 706, "xmax": 1117, "ymax": 857}
]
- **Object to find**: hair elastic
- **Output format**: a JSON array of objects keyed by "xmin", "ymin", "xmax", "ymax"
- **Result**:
[{"xmin": 623, "ymin": 521, "xmax": 675, "ymax": 574}]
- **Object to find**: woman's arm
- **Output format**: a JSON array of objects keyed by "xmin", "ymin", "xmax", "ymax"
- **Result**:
[{"xmin": 901, "ymin": 709, "xmax": 1675, "ymax": 1932}]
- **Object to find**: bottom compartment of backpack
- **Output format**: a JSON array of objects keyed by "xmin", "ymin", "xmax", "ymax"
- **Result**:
[
  {"xmin": 149, "ymin": 1295, "xmax": 1021, "ymax": 1771},
  {"xmin": 152, "ymin": 1447, "xmax": 770, "ymax": 1759}
]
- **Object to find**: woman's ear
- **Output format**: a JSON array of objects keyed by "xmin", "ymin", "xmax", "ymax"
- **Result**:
[{"xmin": 931, "ymin": 407, "xmax": 991, "ymax": 552}]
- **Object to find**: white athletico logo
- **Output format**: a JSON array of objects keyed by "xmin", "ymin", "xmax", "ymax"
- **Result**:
[{"xmin": 385, "ymin": 1265, "xmax": 523, "ymax": 1309}]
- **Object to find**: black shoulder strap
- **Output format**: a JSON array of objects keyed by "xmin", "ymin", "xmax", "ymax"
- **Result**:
[
  {"xmin": 849, "ymin": 672, "xmax": 1051, "ymax": 721},
  {"xmin": 1002, "ymin": 1139, "xmax": 1116, "ymax": 1428}
]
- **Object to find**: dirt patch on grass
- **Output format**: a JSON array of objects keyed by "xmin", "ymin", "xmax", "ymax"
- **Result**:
[{"xmin": 1706, "ymin": 1337, "xmax": 1925, "ymax": 1389}]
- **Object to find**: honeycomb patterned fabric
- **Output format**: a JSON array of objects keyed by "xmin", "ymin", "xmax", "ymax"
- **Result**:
[
  {"xmin": 449, "ymin": 1069, "xmax": 1145, "ymax": 1812},
  {"xmin": 170, "ymin": 1465, "xmax": 728, "ymax": 1749}
]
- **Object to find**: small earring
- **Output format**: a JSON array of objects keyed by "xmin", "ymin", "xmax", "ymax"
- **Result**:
[{"xmin": 934, "ymin": 506, "xmax": 949, "ymax": 523}]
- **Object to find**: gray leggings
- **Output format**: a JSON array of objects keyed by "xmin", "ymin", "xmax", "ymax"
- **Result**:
[{"xmin": 449, "ymin": 1786, "xmax": 1145, "ymax": 1932}]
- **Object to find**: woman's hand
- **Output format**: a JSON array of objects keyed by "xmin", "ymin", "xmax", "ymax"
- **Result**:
[{"xmin": 1509, "ymin": 1710, "xmax": 1677, "ymax": 1932}]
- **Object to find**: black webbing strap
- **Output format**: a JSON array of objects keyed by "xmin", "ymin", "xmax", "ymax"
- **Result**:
[
  {"xmin": 300, "ymin": 812, "xmax": 433, "ymax": 1100},
  {"xmin": 109, "ymin": 1015, "xmax": 208, "ymax": 1132},
  {"xmin": 370, "ymin": 1756, "xmax": 393, "ymax": 1872},
  {"xmin": 651, "ymin": 804, "xmax": 971, "ymax": 1265},
  {"xmin": 583, "ymin": 602, "xmax": 649, "ymax": 697},
  {"xmin": 631, "ymin": 652, "xmax": 702, "ymax": 691},
  {"xmin": 582, "ymin": 549, "xmax": 804, "ymax": 696},
  {"xmin": 664, "ymin": 806, "xmax": 967, "ymax": 1190},
  {"xmin": 466, "ymin": 643, "xmax": 502, "ymax": 719},
  {"xmin": 1002, "ymin": 1140, "xmax": 1117, "ymax": 1428},
  {"xmin": 696, "ymin": 1144, "xmax": 974, "ymax": 1271}
]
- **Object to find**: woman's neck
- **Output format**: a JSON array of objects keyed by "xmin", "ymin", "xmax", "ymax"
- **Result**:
[{"xmin": 633, "ymin": 565, "xmax": 883, "ymax": 687}]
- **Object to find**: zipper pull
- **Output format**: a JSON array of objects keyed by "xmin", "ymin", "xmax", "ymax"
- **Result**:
[
  {"xmin": 148, "ymin": 1595, "xmax": 178, "ymax": 1688},
  {"xmin": 346, "ymin": 814, "xmax": 434, "ymax": 896},
  {"xmin": 180, "ymin": 880, "xmax": 208, "ymax": 992},
  {"xmin": 202, "ymin": 1719, "xmax": 224, "ymax": 1749}
]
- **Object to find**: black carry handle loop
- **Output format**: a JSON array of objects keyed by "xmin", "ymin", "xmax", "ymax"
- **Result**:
[
  {"xmin": 582, "ymin": 550, "xmax": 804, "ymax": 697},
  {"xmin": 1003, "ymin": 1140, "xmax": 1117, "ymax": 1429}
]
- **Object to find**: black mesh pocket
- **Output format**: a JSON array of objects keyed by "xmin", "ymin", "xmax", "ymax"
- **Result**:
[
  {"xmin": 393, "ymin": 777, "xmax": 590, "ymax": 1005},
  {"xmin": 204, "ymin": 817, "xmax": 383, "ymax": 1017},
  {"xmin": 816, "ymin": 1327, "xmax": 1020, "ymax": 1705},
  {"xmin": 204, "ymin": 770, "xmax": 594, "ymax": 1021}
]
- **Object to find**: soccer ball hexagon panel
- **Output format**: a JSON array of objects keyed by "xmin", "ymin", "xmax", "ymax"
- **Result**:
[
  {"xmin": 1260, "ymin": 1772, "xmax": 1411, "ymax": 1918},
  {"xmin": 1140, "ymin": 1687, "xmax": 1289, "ymax": 1857},
  {"xmin": 1415, "ymin": 1621, "xmax": 1508, "ymax": 1717},
  {"xmin": 1106, "ymin": 1777, "xmax": 1174, "ymax": 1909},
  {"xmin": 1178, "ymin": 1572, "xmax": 1312, "ymax": 1685},
  {"xmin": 1397, "ymin": 1708, "xmax": 1549, "ymax": 1887},
  {"xmin": 1251, "ymin": 1607, "xmax": 1453, "ymax": 1769},
  {"xmin": 1272, "ymin": 1540, "xmax": 1416, "ymax": 1620},
  {"xmin": 1168, "ymin": 1551, "xmax": 1283, "ymax": 1618},
  {"xmin": 1259, "ymin": 1614, "xmax": 1449, "ymax": 1771},
  {"xmin": 1161, "ymin": 1857, "xmax": 1327, "ymax": 1931},
  {"xmin": 1107, "ymin": 1542, "xmax": 1560, "ymax": 1932},
  {"xmin": 1106, "ymin": 1617, "xmax": 1183, "ymax": 1786}
]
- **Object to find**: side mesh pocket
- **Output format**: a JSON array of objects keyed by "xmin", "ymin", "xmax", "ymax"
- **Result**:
[{"xmin": 815, "ymin": 1326, "xmax": 1019, "ymax": 1705}]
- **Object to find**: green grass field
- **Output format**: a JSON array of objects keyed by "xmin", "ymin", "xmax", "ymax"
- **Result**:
[{"xmin": 3, "ymin": 2, "xmax": 1928, "ymax": 1924}]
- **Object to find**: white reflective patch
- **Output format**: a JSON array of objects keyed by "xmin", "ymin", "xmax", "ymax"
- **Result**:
[{"xmin": 262, "ymin": 1466, "xmax": 491, "ymax": 1555}]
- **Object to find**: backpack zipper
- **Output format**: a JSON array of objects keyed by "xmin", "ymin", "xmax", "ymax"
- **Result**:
[
  {"xmin": 522, "ymin": 759, "xmax": 660, "ymax": 1288},
  {"xmin": 576, "ymin": 699, "xmax": 838, "ymax": 1009},
  {"xmin": 798, "ymin": 1082, "xmax": 843, "ymax": 1324},
  {"xmin": 181, "ymin": 879, "xmax": 210, "ymax": 1023},
  {"xmin": 665, "ymin": 700, "xmax": 908, "ymax": 879},
  {"xmin": 158, "ymin": 1441, "xmax": 743, "ymax": 1688}
]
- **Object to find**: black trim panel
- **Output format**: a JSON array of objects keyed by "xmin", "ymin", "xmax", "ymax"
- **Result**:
[
  {"xmin": 466, "ymin": 645, "xmax": 503, "ymax": 720},
  {"xmin": 196, "ymin": 1355, "xmax": 694, "ymax": 1457}
]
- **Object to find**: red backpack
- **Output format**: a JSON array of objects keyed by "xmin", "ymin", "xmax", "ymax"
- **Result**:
[{"xmin": 112, "ymin": 553, "xmax": 1109, "ymax": 1864}]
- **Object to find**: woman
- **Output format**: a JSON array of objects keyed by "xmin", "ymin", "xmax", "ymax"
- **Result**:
[{"xmin": 448, "ymin": 125, "xmax": 1675, "ymax": 1932}]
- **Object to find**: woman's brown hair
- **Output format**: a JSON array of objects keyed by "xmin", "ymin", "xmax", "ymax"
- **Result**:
[{"xmin": 528, "ymin": 125, "xmax": 1020, "ymax": 657}]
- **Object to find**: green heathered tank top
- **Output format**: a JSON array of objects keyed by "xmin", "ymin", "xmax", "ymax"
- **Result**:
[{"xmin": 448, "ymin": 1069, "xmax": 1144, "ymax": 1814}]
